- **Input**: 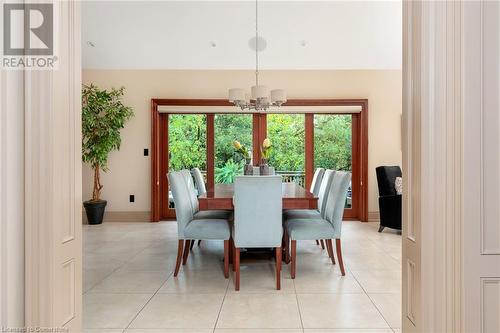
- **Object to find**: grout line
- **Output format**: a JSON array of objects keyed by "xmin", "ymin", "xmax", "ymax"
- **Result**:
[
  {"xmin": 212, "ymin": 257, "xmax": 231, "ymax": 332},
  {"xmin": 350, "ymin": 270, "xmax": 393, "ymax": 330},
  {"xmin": 292, "ymin": 269, "xmax": 305, "ymax": 331},
  {"xmin": 122, "ymin": 270, "xmax": 173, "ymax": 330}
]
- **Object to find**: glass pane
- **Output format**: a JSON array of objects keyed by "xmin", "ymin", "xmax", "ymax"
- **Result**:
[
  {"xmin": 314, "ymin": 114, "xmax": 352, "ymax": 208},
  {"xmin": 267, "ymin": 114, "xmax": 305, "ymax": 186},
  {"xmin": 214, "ymin": 114, "xmax": 253, "ymax": 184},
  {"xmin": 168, "ymin": 114, "xmax": 207, "ymax": 207}
]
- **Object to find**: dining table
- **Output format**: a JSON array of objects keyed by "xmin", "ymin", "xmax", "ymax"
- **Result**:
[{"xmin": 198, "ymin": 182, "xmax": 318, "ymax": 210}]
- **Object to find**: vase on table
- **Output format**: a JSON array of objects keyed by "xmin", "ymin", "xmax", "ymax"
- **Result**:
[
  {"xmin": 244, "ymin": 158, "xmax": 253, "ymax": 175},
  {"xmin": 260, "ymin": 159, "xmax": 270, "ymax": 176}
]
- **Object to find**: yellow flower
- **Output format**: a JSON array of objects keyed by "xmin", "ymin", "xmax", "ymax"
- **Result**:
[
  {"xmin": 262, "ymin": 138, "xmax": 271, "ymax": 148},
  {"xmin": 233, "ymin": 140, "xmax": 242, "ymax": 150}
]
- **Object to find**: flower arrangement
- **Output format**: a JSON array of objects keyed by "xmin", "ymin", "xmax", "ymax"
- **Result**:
[
  {"xmin": 261, "ymin": 138, "xmax": 272, "ymax": 161},
  {"xmin": 233, "ymin": 140, "xmax": 250, "ymax": 160}
]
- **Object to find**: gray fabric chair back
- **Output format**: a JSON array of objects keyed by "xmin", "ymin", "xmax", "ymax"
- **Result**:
[
  {"xmin": 191, "ymin": 168, "xmax": 206, "ymax": 196},
  {"xmin": 310, "ymin": 168, "xmax": 325, "ymax": 196},
  {"xmin": 233, "ymin": 176, "xmax": 283, "ymax": 248},
  {"xmin": 167, "ymin": 170, "xmax": 194, "ymax": 239},
  {"xmin": 180, "ymin": 169, "xmax": 199, "ymax": 214},
  {"xmin": 318, "ymin": 169, "xmax": 335, "ymax": 217},
  {"xmin": 323, "ymin": 171, "xmax": 352, "ymax": 236}
]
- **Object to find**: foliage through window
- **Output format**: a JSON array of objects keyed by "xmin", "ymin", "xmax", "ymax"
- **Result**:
[
  {"xmin": 314, "ymin": 114, "xmax": 352, "ymax": 207},
  {"xmin": 168, "ymin": 114, "xmax": 207, "ymax": 172},
  {"xmin": 267, "ymin": 114, "xmax": 305, "ymax": 186},
  {"xmin": 215, "ymin": 114, "xmax": 252, "ymax": 183}
]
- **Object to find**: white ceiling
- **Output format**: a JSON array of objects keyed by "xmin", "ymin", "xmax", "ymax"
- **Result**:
[{"xmin": 82, "ymin": 1, "xmax": 402, "ymax": 70}]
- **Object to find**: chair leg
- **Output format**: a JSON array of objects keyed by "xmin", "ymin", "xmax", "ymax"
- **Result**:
[
  {"xmin": 315, "ymin": 240, "xmax": 320, "ymax": 246},
  {"xmin": 291, "ymin": 240, "xmax": 297, "ymax": 279},
  {"xmin": 229, "ymin": 238, "xmax": 234, "ymax": 270},
  {"xmin": 182, "ymin": 240, "xmax": 191, "ymax": 265},
  {"xmin": 378, "ymin": 225, "xmax": 385, "ymax": 233},
  {"xmin": 198, "ymin": 239, "xmax": 202, "ymax": 246},
  {"xmin": 326, "ymin": 239, "xmax": 336, "ymax": 264},
  {"xmin": 174, "ymin": 240, "xmax": 184, "ymax": 277},
  {"xmin": 234, "ymin": 247, "xmax": 240, "ymax": 291},
  {"xmin": 232, "ymin": 240, "xmax": 237, "ymax": 272},
  {"xmin": 335, "ymin": 239, "xmax": 346, "ymax": 276},
  {"xmin": 276, "ymin": 247, "xmax": 282, "ymax": 290},
  {"xmin": 284, "ymin": 229, "xmax": 291, "ymax": 264},
  {"xmin": 320, "ymin": 239, "xmax": 325, "ymax": 250},
  {"xmin": 190, "ymin": 240, "xmax": 195, "ymax": 250},
  {"xmin": 325, "ymin": 240, "xmax": 332, "ymax": 258},
  {"xmin": 223, "ymin": 240, "xmax": 229, "ymax": 279}
]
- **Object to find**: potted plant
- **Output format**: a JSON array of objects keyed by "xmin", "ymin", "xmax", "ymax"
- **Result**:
[
  {"xmin": 260, "ymin": 138, "xmax": 272, "ymax": 175},
  {"xmin": 82, "ymin": 84, "xmax": 134, "ymax": 225},
  {"xmin": 233, "ymin": 140, "xmax": 252, "ymax": 175}
]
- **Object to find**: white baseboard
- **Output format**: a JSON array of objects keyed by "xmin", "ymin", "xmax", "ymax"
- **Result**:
[
  {"xmin": 368, "ymin": 211, "xmax": 380, "ymax": 222},
  {"xmin": 82, "ymin": 211, "xmax": 150, "ymax": 224}
]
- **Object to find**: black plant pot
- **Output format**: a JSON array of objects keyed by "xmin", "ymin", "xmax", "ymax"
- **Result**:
[{"xmin": 83, "ymin": 200, "xmax": 107, "ymax": 225}]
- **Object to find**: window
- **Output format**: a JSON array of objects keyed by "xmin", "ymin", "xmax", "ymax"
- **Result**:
[
  {"xmin": 167, "ymin": 114, "xmax": 207, "ymax": 207},
  {"xmin": 314, "ymin": 114, "xmax": 353, "ymax": 207},
  {"xmin": 214, "ymin": 114, "xmax": 253, "ymax": 183},
  {"xmin": 267, "ymin": 114, "xmax": 305, "ymax": 186},
  {"xmin": 155, "ymin": 101, "xmax": 367, "ymax": 221}
]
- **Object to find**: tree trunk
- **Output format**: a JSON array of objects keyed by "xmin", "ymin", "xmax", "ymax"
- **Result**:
[{"xmin": 92, "ymin": 163, "xmax": 103, "ymax": 201}]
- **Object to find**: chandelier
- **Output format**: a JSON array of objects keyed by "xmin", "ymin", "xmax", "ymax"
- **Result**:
[{"xmin": 228, "ymin": 0, "xmax": 287, "ymax": 111}]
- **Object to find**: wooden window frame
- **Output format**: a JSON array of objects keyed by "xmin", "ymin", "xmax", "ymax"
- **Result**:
[{"xmin": 151, "ymin": 98, "xmax": 368, "ymax": 222}]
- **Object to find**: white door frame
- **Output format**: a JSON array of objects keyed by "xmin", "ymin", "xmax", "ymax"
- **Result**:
[
  {"xmin": 25, "ymin": 1, "xmax": 82, "ymax": 330},
  {"xmin": 2, "ymin": 0, "xmax": 496, "ymax": 332},
  {"xmin": 1, "ymin": 1, "xmax": 82, "ymax": 331},
  {"xmin": 403, "ymin": 1, "xmax": 500, "ymax": 332},
  {"xmin": 403, "ymin": 1, "xmax": 464, "ymax": 331}
]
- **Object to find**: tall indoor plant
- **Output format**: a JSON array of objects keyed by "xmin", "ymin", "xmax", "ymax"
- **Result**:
[{"xmin": 82, "ymin": 84, "xmax": 134, "ymax": 224}]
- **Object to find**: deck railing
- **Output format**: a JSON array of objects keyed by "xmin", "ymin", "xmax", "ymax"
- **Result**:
[{"xmin": 275, "ymin": 171, "xmax": 305, "ymax": 187}]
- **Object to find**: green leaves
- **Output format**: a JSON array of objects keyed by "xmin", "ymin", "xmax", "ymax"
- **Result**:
[
  {"xmin": 215, "ymin": 159, "xmax": 244, "ymax": 184},
  {"xmin": 82, "ymin": 84, "xmax": 134, "ymax": 200},
  {"xmin": 168, "ymin": 115, "xmax": 207, "ymax": 171}
]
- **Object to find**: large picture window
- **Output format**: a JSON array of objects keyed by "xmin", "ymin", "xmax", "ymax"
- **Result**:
[{"xmin": 153, "ymin": 99, "xmax": 368, "ymax": 222}]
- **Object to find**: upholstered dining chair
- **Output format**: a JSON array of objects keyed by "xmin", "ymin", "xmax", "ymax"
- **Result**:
[
  {"xmin": 180, "ymin": 170, "xmax": 231, "ymax": 249},
  {"xmin": 232, "ymin": 176, "xmax": 283, "ymax": 291},
  {"xmin": 191, "ymin": 167, "xmax": 206, "ymax": 196},
  {"xmin": 283, "ymin": 169, "xmax": 334, "ymax": 251},
  {"xmin": 168, "ymin": 170, "xmax": 231, "ymax": 278},
  {"xmin": 284, "ymin": 171, "xmax": 351, "ymax": 277},
  {"xmin": 310, "ymin": 168, "xmax": 325, "ymax": 196}
]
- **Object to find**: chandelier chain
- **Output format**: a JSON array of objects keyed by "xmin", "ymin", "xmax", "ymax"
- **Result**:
[
  {"xmin": 255, "ymin": 0, "xmax": 259, "ymax": 86},
  {"xmin": 228, "ymin": 0, "xmax": 286, "ymax": 111}
]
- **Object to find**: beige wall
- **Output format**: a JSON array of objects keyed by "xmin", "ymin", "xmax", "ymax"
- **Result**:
[{"xmin": 82, "ymin": 70, "xmax": 402, "ymax": 218}]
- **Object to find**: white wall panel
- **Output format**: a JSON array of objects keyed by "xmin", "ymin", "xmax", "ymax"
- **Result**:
[
  {"xmin": 481, "ymin": 1, "xmax": 500, "ymax": 255},
  {"xmin": 481, "ymin": 278, "xmax": 500, "ymax": 333}
]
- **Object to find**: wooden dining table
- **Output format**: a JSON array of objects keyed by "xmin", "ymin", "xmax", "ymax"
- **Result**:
[{"xmin": 198, "ymin": 182, "xmax": 318, "ymax": 210}]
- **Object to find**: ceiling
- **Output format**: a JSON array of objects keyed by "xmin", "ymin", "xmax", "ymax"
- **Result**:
[{"xmin": 82, "ymin": 1, "xmax": 402, "ymax": 70}]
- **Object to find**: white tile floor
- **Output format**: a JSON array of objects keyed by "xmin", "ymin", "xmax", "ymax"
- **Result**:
[{"xmin": 84, "ymin": 221, "xmax": 401, "ymax": 333}]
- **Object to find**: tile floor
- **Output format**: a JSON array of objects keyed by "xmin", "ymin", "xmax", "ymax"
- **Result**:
[{"xmin": 83, "ymin": 221, "xmax": 401, "ymax": 333}]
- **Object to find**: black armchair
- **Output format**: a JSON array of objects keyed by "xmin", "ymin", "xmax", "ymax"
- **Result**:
[{"xmin": 376, "ymin": 166, "xmax": 402, "ymax": 232}]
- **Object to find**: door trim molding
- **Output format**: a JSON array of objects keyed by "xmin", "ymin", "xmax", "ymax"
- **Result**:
[
  {"xmin": 24, "ymin": 1, "xmax": 82, "ymax": 330},
  {"xmin": 403, "ymin": 1, "xmax": 464, "ymax": 331}
]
